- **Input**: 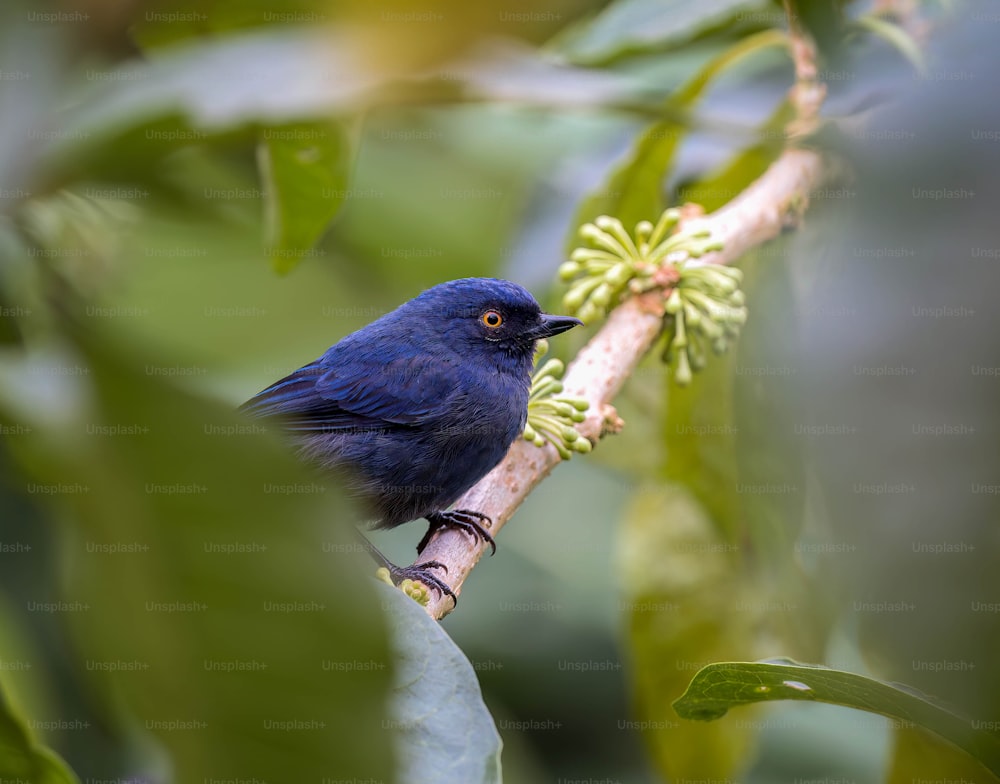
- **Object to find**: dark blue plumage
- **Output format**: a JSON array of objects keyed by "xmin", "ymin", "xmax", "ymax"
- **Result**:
[{"xmin": 241, "ymin": 278, "xmax": 581, "ymax": 602}]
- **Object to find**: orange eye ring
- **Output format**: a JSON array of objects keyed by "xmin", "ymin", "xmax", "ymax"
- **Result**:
[{"xmin": 481, "ymin": 310, "xmax": 503, "ymax": 328}]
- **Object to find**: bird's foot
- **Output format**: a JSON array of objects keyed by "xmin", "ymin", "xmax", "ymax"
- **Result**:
[
  {"xmin": 386, "ymin": 561, "xmax": 457, "ymax": 606},
  {"xmin": 419, "ymin": 509, "xmax": 496, "ymax": 556},
  {"xmin": 352, "ymin": 528, "xmax": 457, "ymax": 606}
]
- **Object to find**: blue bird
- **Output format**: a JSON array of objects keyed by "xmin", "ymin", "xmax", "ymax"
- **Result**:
[{"xmin": 241, "ymin": 278, "xmax": 581, "ymax": 603}]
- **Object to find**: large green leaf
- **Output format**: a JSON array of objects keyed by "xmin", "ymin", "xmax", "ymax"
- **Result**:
[
  {"xmin": 730, "ymin": 244, "xmax": 809, "ymax": 573},
  {"xmin": 888, "ymin": 724, "xmax": 1000, "ymax": 784},
  {"xmin": 660, "ymin": 324, "xmax": 741, "ymax": 541},
  {"xmin": 9, "ymin": 325, "xmax": 396, "ymax": 782},
  {"xmin": 258, "ymin": 120, "xmax": 355, "ymax": 273},
  {"xmin": 66, "ymin": 30, "xmax": 372, "ymax": 141},
  {"xmin": 0, "ymin": 679, "xmax": 79, "ymax": 784},
  {"xmin": 378, "ymin": 583, "xmax": 503, "ymax": 784},
  {"xmin": 674, "ymin": 659, "xmax": 1000, "ymax": 777},
  {"xmin": 619, "ymin": 483, "xmax": 761, "ymax": 780},
  {"xmin": 555, "ymin": 0, "xmax": 771, "ymax": 64}
]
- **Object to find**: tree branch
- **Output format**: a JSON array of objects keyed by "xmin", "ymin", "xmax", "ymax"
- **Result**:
[
  {"xmin": 417, "ymin": 146, "xmax": 829, "ymax": 619},
  {"xmin": 415, "ymin": 14, "xmax": 833, "ymax": 619}
]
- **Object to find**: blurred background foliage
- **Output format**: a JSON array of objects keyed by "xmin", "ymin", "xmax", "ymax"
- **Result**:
[{"xmin": 1, "ymin": 0, "xmax": 999, "ymax": 782}]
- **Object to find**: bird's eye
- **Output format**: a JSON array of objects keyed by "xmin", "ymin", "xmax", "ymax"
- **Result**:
[{"xmin": 481, "ymin": 310, "xmax": 503, "ymax": 328}]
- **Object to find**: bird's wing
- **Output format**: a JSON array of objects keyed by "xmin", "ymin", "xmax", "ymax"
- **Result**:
[
  {"xmin": 314, "ymin": 349, "xmax": 458, "ymax": 425},
  {"xmin": 240, "ymin": 349, "xmax": 458, "ymax": 433}
]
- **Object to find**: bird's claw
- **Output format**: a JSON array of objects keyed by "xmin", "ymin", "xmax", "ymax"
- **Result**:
[
  {"xmin": 388, "ymin": 561, "xmax": 457, "ymax": 606},
  {"xmin": 419, "ymin": 509, "xmax": 496, "ymax": 556}
]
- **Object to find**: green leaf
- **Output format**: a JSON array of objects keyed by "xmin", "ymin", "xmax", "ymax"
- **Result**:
[
  {"xmin": 555, "ymin": 0, "xmax": 772, "ymax": 65},
  {"xmin": 258, "ymin": 121, "xmax": 354, "ymax": 273},
  {"xmin": 888, "ymin": 724, "xmax": 1000, "ymax": 784},
  {"xmin": 673, "ymin": 659, "xmax": 1000, "ymax": 776},
  {"xmin": 660, "ymin": 329, "xmax": 741, "ymax": 541},
  {"xmin": 66, "ymin": 30, "xmax": 371, "ymax": 141},
  {"xmin": 132, "ymin": 0, "xmax": 334, "ymax": 49},
  {"xmin": 854, "ymin": 15, "xmax": 927, "ymax": 75},
  {"xmin": 23, "ymin": 327, "xmax": 396, "ymax": 781},
  {"xmin": 677, "ymin": 98, "xmax": 794, "ymax": 212},
  {"xmin": 378, "ymin": 583, "xmax": 503, "ymax": 784},
  {"xmin": 572, "ymin": 28, "xmax": 788, "ymax": 235},
  {"xmin": 730, "ymin": 244, "xmax": 808, "ymax": 574},
  {"xmin": 0, "ymin": 679, "xmax": 79, "ymax": 783},
  {"xmin": 619, "ymin": 483, "xmax": 761, "ymax": 781}
]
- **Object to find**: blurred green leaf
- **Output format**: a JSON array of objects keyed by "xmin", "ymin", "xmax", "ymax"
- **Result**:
[
  {"xmin": 729, "ymin": 246, "xmax": 830, "ymax": 656},
  {"xmin": 674, "ymin": 659, "xmax": 1000, "ymax": 776},
  {"xmin": 66, "ymin": 30, "xmax": 372, "ymax": 142},
  {"xmin": 132, "ymin": 0, "xmax": 335, "ymax": 49},
  {"xmin": 258, "ymin": 121, "xmax": 354, "ymax": 273},
  {"xmin": 660, "ymin": 329, "xmax": 740, "ymax": 541},
  {"xmin": 730, "ymin": 244, "xmax": 807, "ymax": 569},
  {"xmin": 677, "ymin": 99, "xmax": 793, "ymax": 212},
  {"xmin": 379, "ymin": 583, "xmax": 503, "ymax": 784},
  {"xmin": 572, "ymin": 28, "xmax": 788, "ymax": 235},
  {"xmin": 619, "ymin": 483, "xmax": 760, "ymax": 781},
  {"xmin": 888, "ymin": 724, "xmax": 1000, "ymax": 784},
  {"xmin": 16, "ymin": 326, "xmax": 396, "ymax": 782},
  {"xmin": 0, "ymin": 679, "xmax": 79, "ymax": 784},
  {"xmin": 854, "ymin": 15, "xmax": 927, "ymax": 75},
  {"xmin": 554, "ymin": 0, "xmax": 771, "ymax": 64},
  {"xmin": 786, "ymin": 0, "xmax": 846, "ymax": 61}
]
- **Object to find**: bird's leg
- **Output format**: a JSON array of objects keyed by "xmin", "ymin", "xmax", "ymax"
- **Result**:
[
  {"xmin": 352, "ymin": 529, "xmax": 457, "ymax": 606},
  {"xmin": 419, "ymin": 510, "xmax": 496, "ymax": 556}
]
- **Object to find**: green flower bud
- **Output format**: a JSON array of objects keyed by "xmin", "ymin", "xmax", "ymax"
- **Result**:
[
  {"xmin": 563, "ymin": 284, "xmax": 590, "ymax": 312},
  {"xmin": 606, "ymin": 262, "xmax": 632, "ymax": 286},
  {"xmin": 675, "ymin": 351, "xmax": 693, "ymax": 386},
  {"xmin": 591, "ymin": 282, "xmax": 614, "ymax": 307},
  {"xmin": 577, "ymin": 301, "xmax": 601, "ymax": 324},
  {"xmin": 562, "ymin": 425, "xmax": 579, "ymax": 442},
  {"xmin": 538, "ymin": 358, "xmax": 564, "ymax": 378},
  {"xmin": 554, "ymin": 402, "xmax": 576, "ymax": 418},
  {"xmin": 700, "ymin": 319, "xmax": 724, "ymax": 340},
  {"xmin": 559, "ymin": 260, "xmax": 581, "ymax": 281},
  {"xmin": 710, "ymin": 274, "xmax": 737, "ymax": 295},
  {"xmin": 524, "ymin": 423, "xmax": 537, "ymax": 441},
  {"xmin": 402, "ymin": 581, "xmax": 430, "ymax": 606},
  {"xmin": 665, "ymin": 289, "xmax": 683, "ymax": 314},
  {"xmin": 573, "ymin": 437, "xmax": 593, "ymax": 453},
  {"xmin": 375, "ymin": 567, "xmax": 393, "ymax": 585}
]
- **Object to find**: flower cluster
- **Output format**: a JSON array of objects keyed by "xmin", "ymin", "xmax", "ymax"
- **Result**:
[
  {"xmin": 662, "ymin": 263, "xmax": 746, "ymax": 385},
  {"xmin": 561, "ymin": 209, "xmax": 747, "ymax": 386},
  {"xmin": 524, "ymin": 340, "xmax": 591, "ymax": 459}
]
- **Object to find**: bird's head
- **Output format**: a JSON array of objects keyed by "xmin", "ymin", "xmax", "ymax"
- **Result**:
[{"xmin": 404, "ymin": 278, "xmax": 582, "ymax": 363}]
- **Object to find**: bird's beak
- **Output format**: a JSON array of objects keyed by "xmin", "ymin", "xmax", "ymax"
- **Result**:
[{"xmin": 529, "ymin": 313, "xmax": 584, "ymax": 340}]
